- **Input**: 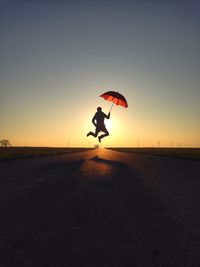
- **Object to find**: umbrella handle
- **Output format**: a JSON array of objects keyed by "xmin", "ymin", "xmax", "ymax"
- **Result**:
[{"xmin": 109, "ymin": 102, "xmax": 115, "ymax": 113}]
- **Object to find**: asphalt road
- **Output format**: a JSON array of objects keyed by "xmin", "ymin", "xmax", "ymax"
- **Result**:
[{"xmin": 0, "ymin": 148, "xmax": 200, "ymax": 266}]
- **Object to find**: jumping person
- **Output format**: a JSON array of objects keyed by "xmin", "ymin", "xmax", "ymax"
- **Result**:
[{"xmin": 87, "ymin": 107, "xmax": 110, "ymax": 143}]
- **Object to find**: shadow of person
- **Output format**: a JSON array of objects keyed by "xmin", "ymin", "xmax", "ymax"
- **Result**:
[
  {"xmin": 89, "ymin": 155, "xmax": 134, "ymax": 186},
  {"xmin": 90, "ymin": 155, "xmax": 127, "ymax": 166}
]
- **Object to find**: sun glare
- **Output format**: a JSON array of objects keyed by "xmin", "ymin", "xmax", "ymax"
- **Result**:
[{"xmin": 105, "ymin": 119, "xmax": 112, "ymax": 132}]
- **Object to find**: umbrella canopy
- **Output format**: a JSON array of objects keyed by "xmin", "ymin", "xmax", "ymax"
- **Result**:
[{"xmin": 100, "ymin": 91, "xmax": 128, "ymax": 110}]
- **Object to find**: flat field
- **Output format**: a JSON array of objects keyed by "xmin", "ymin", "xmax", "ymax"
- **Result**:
[
  {"xmin": 107, "ymin": 147, "xmax": 200, "ymax": 160},
  {"xmin": 1, "ymin": 147, "xmax": 199, "ymax": 162},
  {"xmin": 0, "ymin": 147, "xmax": 95, "ymax": 162}
]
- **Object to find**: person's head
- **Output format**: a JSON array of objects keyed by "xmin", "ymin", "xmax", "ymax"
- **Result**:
[{"xmin": 97, "ymin": 107, "xmax": 102, "ymax": 112}]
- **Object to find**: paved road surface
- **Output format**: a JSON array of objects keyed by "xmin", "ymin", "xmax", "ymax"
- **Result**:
[{"xmin": 0, "ymin": 148, "xmax": 200, "ymax": 266}]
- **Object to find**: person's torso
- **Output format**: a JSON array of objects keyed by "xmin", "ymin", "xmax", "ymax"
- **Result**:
[{"xmin": 95, "ymin": 111, "xmax": 106, "ymax": 126}]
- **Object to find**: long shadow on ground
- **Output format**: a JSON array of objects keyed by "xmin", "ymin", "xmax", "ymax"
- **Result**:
[{"xmin": 0, "ymin": 156, "xmax": 196, "ymax": 266}]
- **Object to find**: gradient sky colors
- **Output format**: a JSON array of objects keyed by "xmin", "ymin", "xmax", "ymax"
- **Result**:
[{"xmin": 1, "ymin": 0, "xmax": 200, "ymax": 147}]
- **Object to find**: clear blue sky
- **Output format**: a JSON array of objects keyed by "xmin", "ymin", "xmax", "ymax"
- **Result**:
[{"xmin": 1, "ymin": 0, "xmax": 200, "ymax": 147}]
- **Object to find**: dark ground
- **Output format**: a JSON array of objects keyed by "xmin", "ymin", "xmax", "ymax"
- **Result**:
[{"xmin": 0, "ymin": 148, "xmax": 200, "ymax": 266}]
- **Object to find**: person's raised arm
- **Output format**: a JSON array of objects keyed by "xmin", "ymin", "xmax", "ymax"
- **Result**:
[{"xmin": 106, "ymin": 112, "xmax": 110, "ymax": 119}]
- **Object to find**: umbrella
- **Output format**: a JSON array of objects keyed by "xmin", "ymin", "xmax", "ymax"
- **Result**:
[{"xmin": 100, "ymin": 91, "xmax": 128, "ymax": 112}]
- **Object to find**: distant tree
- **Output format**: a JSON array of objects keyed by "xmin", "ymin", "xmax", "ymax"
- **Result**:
[{"xmin": 0, "ymin": 139, "xmax": 11, "ymax": 147}]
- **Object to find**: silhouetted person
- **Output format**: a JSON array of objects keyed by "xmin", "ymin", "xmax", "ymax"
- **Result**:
[{"xmin": 87, "ymin": 107, "xmax": 110, "ymax": 142}]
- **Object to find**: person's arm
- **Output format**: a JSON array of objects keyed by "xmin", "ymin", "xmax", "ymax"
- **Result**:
[
  {"xmin": 105, "ymin": 112, "xmax": 110, "ymax": 119},
  {"xmin": 92, "ymin": 115, "xmax": 97, "ymax": 126}
]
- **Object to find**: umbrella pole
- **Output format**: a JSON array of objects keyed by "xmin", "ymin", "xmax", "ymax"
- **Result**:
[{"xmin": 109, "ymin": 102, "xmax": 115, "ymax": 113}]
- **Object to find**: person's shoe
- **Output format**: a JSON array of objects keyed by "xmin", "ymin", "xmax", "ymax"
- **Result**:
[
  {"xmin": 87, "ymin": 132, "xmax": 91, "ymax": 137},
  {"xmin": 98, "ymin": 136, "xmax": 101, "ymax": 143}
]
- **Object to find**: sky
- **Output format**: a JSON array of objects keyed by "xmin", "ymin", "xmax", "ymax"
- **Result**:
[{"xmin": 1, "ymin": 0, "xmax": 200, "ymax": 147}]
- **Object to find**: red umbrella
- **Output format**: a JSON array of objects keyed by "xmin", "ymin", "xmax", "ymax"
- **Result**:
[{"xmin": 100, "ymin": 91, "xmax": 128, "ymax": 112}]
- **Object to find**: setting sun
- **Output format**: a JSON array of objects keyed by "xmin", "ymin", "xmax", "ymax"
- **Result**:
[{"xmin": 105, "ymin": 119, "xmax": 112, "ymax": 132}]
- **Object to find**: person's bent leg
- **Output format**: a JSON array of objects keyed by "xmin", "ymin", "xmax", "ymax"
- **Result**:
[
  {"xmin": 98, "ymin": 129, "xmax": 109, "ymax": 142},
  {"xmin": 87, "ymin": 131, "xmax": 93, "ymax": 137},
  {"xmin": 87, "ymin": 128, "xmax": 99, "ymax": 138}
]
